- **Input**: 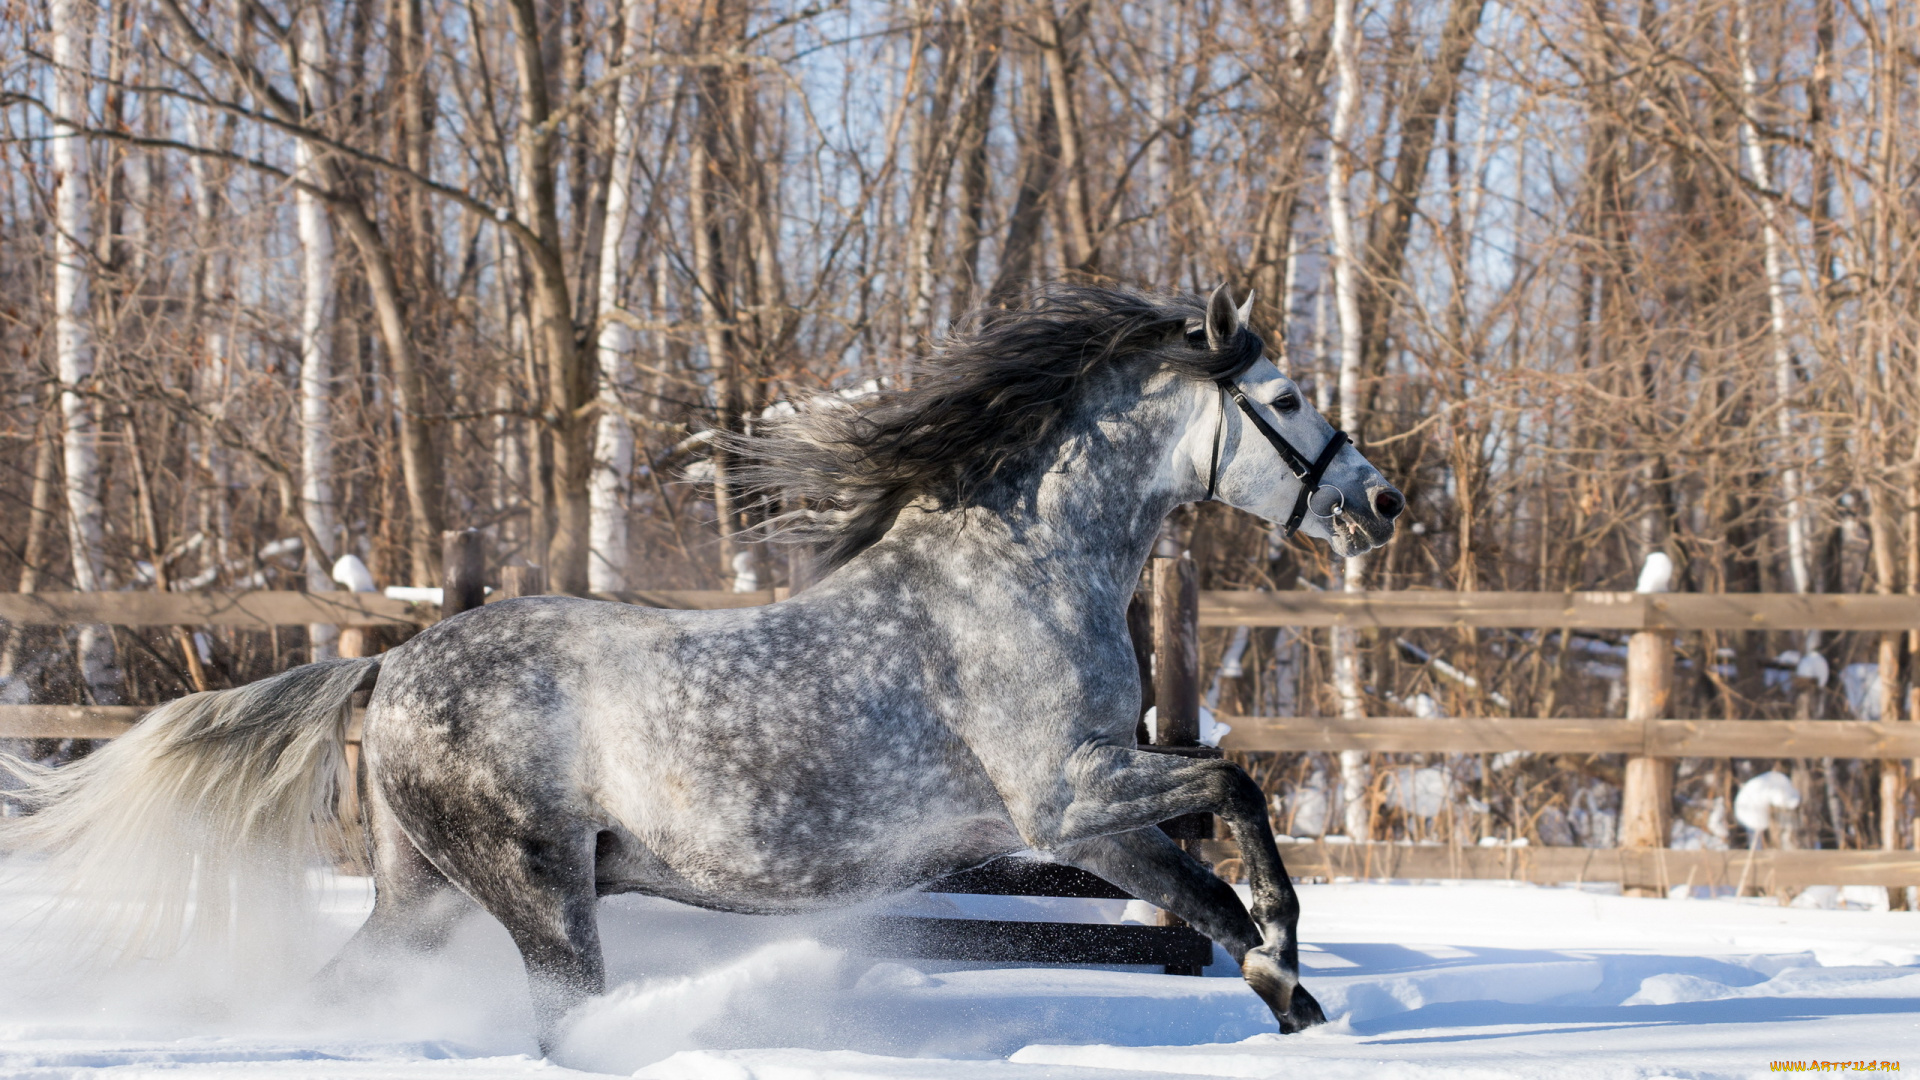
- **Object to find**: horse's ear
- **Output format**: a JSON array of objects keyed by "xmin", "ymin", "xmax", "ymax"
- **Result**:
[
  {"xmin": 1205, "ymin": 283, "xmax": 1239, "ymax": 350},
  {"xmin": 1236, "ymin": 289, "xmax": 1256, "ymax": 328}
]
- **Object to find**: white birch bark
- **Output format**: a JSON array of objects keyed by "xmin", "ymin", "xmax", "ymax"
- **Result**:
[
  {"xmin": 52, "ymin": 0, "xmax": 121, "ymax": 705},
  {"xmin": 1145, "ymin": 0, "xmax": 1174, "ymax": 254},
  {"xmin": 185, "ymin": 105, "xmax": 236, "ymax": 570},
  {"xmin": 1735, "ymin": 0, "xmax": 1813, "ymax": 601},
  {"xmin": 588, "ymin": 2, "xmax": 643, "ymax": 593},
  {"xmin": 1326, "ymin": 0, "xmax": 1368, "ymax": 837},
  {"xmin": 294, "ymin": 9, "xmax": 339, "ymax": 658},
  {"xmin": 492, "ymin": 226, "xmax": 528, "ymax": 550}
]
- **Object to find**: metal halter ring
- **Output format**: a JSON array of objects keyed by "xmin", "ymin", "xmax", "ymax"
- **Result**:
[{"xmin": 1308, "ymin": 485, "xmax": 1346, "ymax": 520}]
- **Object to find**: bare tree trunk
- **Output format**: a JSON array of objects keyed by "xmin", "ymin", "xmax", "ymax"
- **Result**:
[
  {"xmin": 1249, "ymin": 0, "xmax": 1326, "ymax": 332},
  {"xmin": 950, "ymin": 7, "xmax": 1002, "ymax": 310},
  {"xmin": 986, "ymin": 47, "xmax": 1060, "ymax": 305},
  {"xmin": 397, "ymin": 0, "xmax": 436, "ymax": 290},
  {"xmin": 1326, "ymin": 0, "xmax": 1366, "ymax": 837},
  {"xmin": 1036, "ymin": 2, "xmax": 1094, "ymax": 274},
  {"xmin": 183, "ymin": 102, "xmax": 236, "ymax": 572},
  {"xmin": 53, "ymin": 0, "xmax": 122, "ymax": 705},
  {"xmin": 899, "ymin": 10, "xmax": 963, "ymax": 359},
  {"xmin": 506, "ymin": 0, "xmax": 593, "ymax": 594},
  {"xmin": 331, "ymin": 203, "xmax": 446, "ymax": 583},
  {"xmin": 589, "ymin": 0, "xmax": 645, "ymax": 593},
  {"xmin": 689, "ymin": 133, "xmax": 737, "ymax": 580},
  {"xmin": 1735, "ymin": 0, "xmax": 1812, "ymax": 600},
  {"xmin": 0, "ymin": 413, "xmax": 59, "ymax": 680},
  {"xmin": 1355, "ymin": 0, "xmax": 1484, "ymax": 375},
  {"xmin": 295, "ymin": 6, "xmax": 339, "ymax": 658}
]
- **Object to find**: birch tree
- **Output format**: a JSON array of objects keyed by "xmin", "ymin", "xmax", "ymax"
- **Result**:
[
  {"xmin": 52, "ymin": 0, "xmax": 122, "ymax": 705},
  {"xmin": 1734, "ymin": 0, "xmax": 1813, "ymax": 603},
  {"xmin": 589, "ymin": 0, "xmax": 645, "ymax": 594},
  {"xmin": 294, "ymin": 2, "xmax": 339, "ymax": 656},
  {"xmin": 1325, "ymin": 0, "xmax": 1367, "ymax": 838}
]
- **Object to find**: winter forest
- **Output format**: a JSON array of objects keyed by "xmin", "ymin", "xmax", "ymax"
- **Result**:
[{"xmin": 3, "ymin": 0, "xmax": 1918, "ymax": 854}]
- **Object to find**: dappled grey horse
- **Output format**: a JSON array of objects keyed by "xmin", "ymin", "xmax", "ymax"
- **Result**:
[{"xmin": 4, "ymin": 284, "xmax": 1402, "ymax": 1051}]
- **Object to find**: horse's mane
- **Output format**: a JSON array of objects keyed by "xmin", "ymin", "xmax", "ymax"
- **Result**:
[{"xmin": 723, "ymin": 284, "xmax": 1264, "ymax": 570}]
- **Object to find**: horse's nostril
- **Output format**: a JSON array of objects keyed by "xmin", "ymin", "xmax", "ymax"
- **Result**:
[{"xmin": 1375, "ymin": 489, "xmax": 1404, "ymax": 519}]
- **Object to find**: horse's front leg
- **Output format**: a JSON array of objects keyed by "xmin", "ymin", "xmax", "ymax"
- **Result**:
[{"xmin": 1023, "ymin": 745, "xmax": 1326, "ymax": 1033}]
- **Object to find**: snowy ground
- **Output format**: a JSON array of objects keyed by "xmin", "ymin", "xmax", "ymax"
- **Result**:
[{"xmin": 0, "ymin": 864, "xmax": 1914, "ymax": 1079}]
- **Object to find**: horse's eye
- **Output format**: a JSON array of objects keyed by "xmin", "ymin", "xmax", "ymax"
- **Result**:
[{"xmin": 1275, "ymin": 391, "xmax": 1302, "ymax": 414}]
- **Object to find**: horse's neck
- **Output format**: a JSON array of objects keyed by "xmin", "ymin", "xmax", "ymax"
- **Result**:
[{"xmin": 863, "ymin": 379, "xmax": 1192, "ymax": 608}]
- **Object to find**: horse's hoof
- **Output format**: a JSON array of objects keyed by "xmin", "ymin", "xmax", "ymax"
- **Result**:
[
  {"xmin": 1240, "ymin": 946, "xmax": 1323, "ymax": 1032},
  {"xmin": 1278, "ymin": 983, "xmax": 1328, "ymax": 1033}
]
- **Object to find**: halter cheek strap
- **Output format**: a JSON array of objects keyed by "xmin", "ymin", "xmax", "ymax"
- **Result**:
[
  {"xmin": 1204, "ymin": 382, "xmax": 1228, "ymax": 504},
  {"xmin": 1205, "ymin": 379, "xmax": 1352, "ymax": 537}
]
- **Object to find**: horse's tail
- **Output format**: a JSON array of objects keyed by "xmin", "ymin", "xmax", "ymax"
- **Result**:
[{"xmin": 0, "ymin": 656, "xmax": 379, "ymax": 960}]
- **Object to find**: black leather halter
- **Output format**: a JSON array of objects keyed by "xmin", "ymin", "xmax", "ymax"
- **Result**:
[{"xmin": 1204, "ymin": 379, "xmax": 1352, "ymax": 537}]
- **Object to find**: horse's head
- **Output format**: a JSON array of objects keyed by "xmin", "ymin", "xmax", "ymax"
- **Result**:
[{"xmin": 1177, "ymin": 285, "xmax": 1403, "ymax": 558}]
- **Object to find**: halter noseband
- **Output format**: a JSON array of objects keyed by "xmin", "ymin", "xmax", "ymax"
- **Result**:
[{"xmin": 1203, "ymin": 379, "xmax": 1352, "ymax": 537}]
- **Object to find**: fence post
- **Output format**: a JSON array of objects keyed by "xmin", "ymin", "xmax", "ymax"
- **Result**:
[
  {"xmin": 1149, "ymin": 554, "xmax": 1209, "ymax": 974},
  {"xmin": 336, "ymin": 555, "xmax": 382, "ymax": 660},
  {"xmin": 500, "ymin": 565, "xmax": 546, "ymax": 599},
  {"xmin": 1151, "ymin": 556, "xmax": 1200, "ymax": 747},
  {"xmin": 441, "ymin": 529, "xmax": 486, "ymax": 618},
  {"xmin": 1883, "ymin": 632, "xmax": 1911, "ymax": 909},
  {"xmin": 1127, "ymin": 584, "xmax": 1155, "ymax": 744},
  {"xmin": 1620, "ymin": 628, "xmax": 1675, "ymax": 893}
]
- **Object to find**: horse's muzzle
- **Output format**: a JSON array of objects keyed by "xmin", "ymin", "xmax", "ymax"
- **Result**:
[{"xmin": 1330, "ymin": 480, "xmax": 1403, "ymax": 555}]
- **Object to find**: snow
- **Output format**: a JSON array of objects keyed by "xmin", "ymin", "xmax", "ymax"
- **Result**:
[
  {"xmin": 1794, "ymin": 651, "xmax": 1832, "ymax": 689},
  {"xmin": 1379, "ymin": 767, "xmax": 1453, "ymax": 819},
  {"xmin": 1140, "ymin": 708, "xmax": 1230, "ymax": 749},
  {"xmin": 1841, "ymin": 664, "xmax": 1882, "ymax": 722},
  {"xmin": 332, "ymin": 555, "xmax": 378, "ymax": 594},
  {"xmin": 1, "ymin": 863, "xmax": 1916, "ymax": 1079},
  {"xmin": 1735, "ymin": 771, "xmax": 1802, "ymax": 834},
  {"xmin": 1636, "ymin": 552, "xmax": 1673, "ymax": 595}
]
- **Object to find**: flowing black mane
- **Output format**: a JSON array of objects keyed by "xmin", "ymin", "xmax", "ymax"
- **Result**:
[{"xmin": 726, "ymin": 283, "xmax": 1264, "ymax": 568}]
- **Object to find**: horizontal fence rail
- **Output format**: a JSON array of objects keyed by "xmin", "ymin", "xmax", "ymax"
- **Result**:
[
  {"xmin": 11, "ymin": 708, "xmax": 1912, "ymax": 761},
  {"xmin": 1196, "ymin": 839, "xmax": 1920, "ymax": 888},
  {"xmin": 1198, "ymin": 589, "xmax": 1920, "ymax": 630},
  {"xmin": 0, "ymin": 591, "xmax": 431, "ymax": 628},
  {"xmin": 0, "ymin": 705, "xmax": 146, "ymax": 739},
  {"xmin": 0, "ymin": 705, "xmax": 367, "ymax": 742},
  {"xmin": 0, "ymin": 588, "xmax": 794, "ymax": 628},
  {"xmin": 1220, "ymin": 717, "xmax": 1920, "ymax": 760},
  {"xmin": 9, "ymin": 588, "xmax": 1920, "ymax": 630}
]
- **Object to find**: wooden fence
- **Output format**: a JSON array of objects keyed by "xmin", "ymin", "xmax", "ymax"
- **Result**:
[
  {"xmin": 1220, "ymin": 717, "xmax": 1920, "ymax": 759},
  {"xmin": 1213, "ymin": 840, "xmax": 1920, "ymax": 891},
  {"xmin": 4, "ymin": 578, "xmax": 1917, "ymax": 887},
  {"xmin": 6, "ymin": 584, "xmax": 1915, "ymax": 630}
]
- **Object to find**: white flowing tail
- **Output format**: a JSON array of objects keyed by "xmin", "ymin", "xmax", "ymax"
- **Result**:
[{"xmin": 1, "ymin": 657, "xmax": 378, "ymax": 961}]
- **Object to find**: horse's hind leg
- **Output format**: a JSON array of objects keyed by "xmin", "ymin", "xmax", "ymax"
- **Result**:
[
  {"xmin": 1060, "ymin": 827, "xmax": 1326, "ymax": 1032},
  {"xmin": 318, "ymin": 782, "xmax": 476, "ymax": 990},
  {"xmin": 460, "ymin": 832, "xmax": 605, "ymax": 1053},
  {"xmin": 397, "ymin": 814, "xmax": 604, "ymax": 1055}
]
